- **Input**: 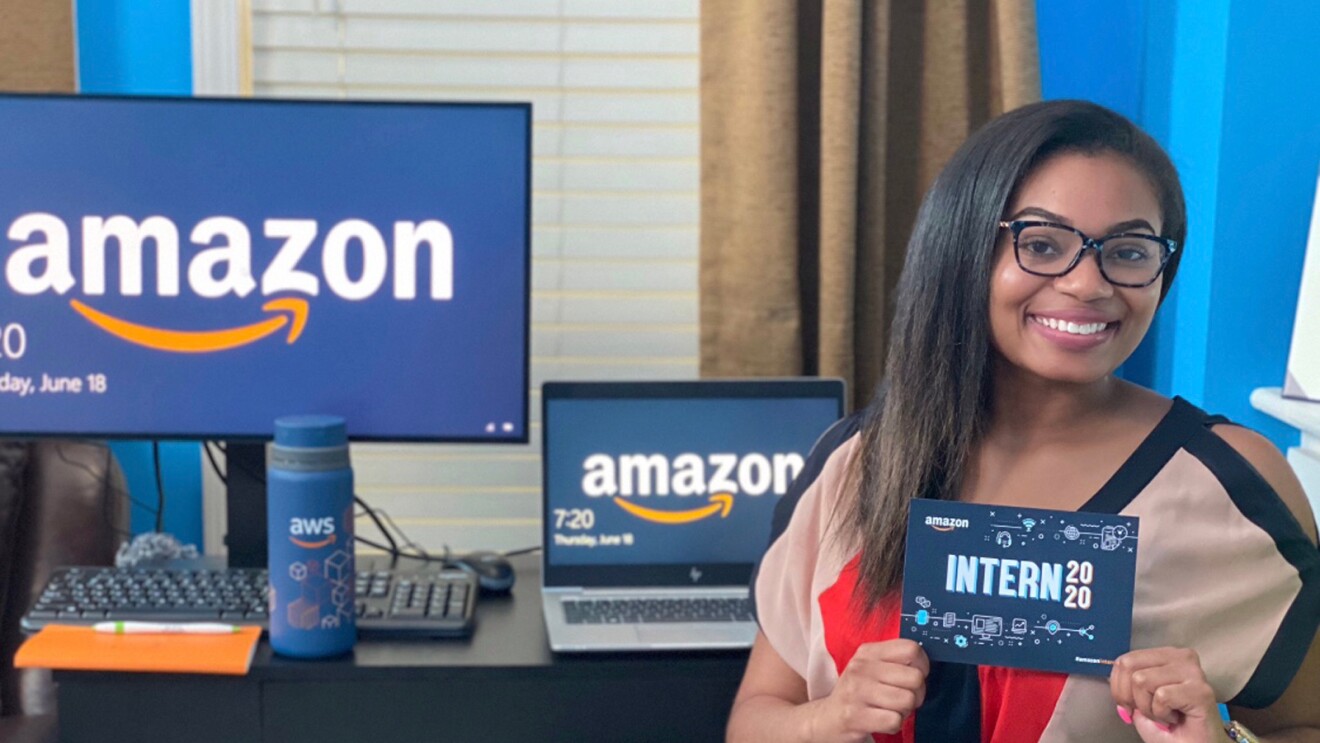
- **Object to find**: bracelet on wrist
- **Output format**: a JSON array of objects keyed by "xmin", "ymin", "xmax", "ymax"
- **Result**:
[{"xmin": 1224, "ymin": 720, "xmax": 1260, "ymax": 743}]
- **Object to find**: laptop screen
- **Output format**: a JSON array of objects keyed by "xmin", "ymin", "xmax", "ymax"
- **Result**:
[{"xmin": 541, "ymin": 380, "xmax": 844, "ymax": 587}]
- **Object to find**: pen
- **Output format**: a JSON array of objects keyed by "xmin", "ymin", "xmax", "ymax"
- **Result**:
[{"xmin": 92, "ymin": 621, "xmax": 241, "ymax": 635}]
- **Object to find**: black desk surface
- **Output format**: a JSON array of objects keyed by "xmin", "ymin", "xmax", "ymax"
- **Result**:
[{"xmin": 53, "ymin": 553, "xmax": 750, "ymax": 743}]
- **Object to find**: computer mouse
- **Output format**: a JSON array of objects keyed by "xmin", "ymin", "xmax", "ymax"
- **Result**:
[{"xmin": 453, "ymin": 551, "xmax": 516, "ymax": 594}]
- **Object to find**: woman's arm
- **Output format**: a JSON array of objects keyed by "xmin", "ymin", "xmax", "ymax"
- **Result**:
[
  {"xmin": 1209, "ymin": 425, "xmax": 1319, "ymax": 543},
  {"xmin": 726, "ymin": 633, "xmax": 818, "ymax": 742},
  {"xmin": 1110, "ymin": 425, "xmax": 1319, "ymax": 743},
  {"xmin": 1218, "ymin": 425, "xmax": 1318, "ymax": 742},
  {"xmin": 727, "ymin": 632, "xmax": 929, "ymax": 743},
  {"xmin": 1230, "ymin": 634, "xmax": 1320, "ymax": 743}
]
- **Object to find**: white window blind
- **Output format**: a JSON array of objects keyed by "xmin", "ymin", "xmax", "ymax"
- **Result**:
[{"xmin": 246, "ymin": 0, "xmax": 700, "ymax": 554}]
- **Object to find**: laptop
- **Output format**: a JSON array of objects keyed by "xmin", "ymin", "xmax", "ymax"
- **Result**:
[{"xmin": 540, "ymin": 379, "xmax": 845, "ymax": 652}]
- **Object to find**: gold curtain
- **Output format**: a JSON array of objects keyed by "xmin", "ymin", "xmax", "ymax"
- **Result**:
[
  {"xmin": 700, "ymin": 0, "xmax": 1040, "ymax": 409},
  {"xmin": 0, "ymin": 0, "xmax": 76, "ymax": 92}
]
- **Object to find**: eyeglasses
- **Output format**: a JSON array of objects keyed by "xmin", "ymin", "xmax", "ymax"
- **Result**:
[{"xmin": 998, "ymin": 220, "xmax": 1178, "ymax": 288}]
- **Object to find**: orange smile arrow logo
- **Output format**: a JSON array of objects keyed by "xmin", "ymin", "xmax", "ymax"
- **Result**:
[
  {"xmin": 611, "ymin": 492, "xmax": 734, "ymax": 525},
  {"xmin": 289, "ymin": 533, "xmax": 337, "ymax": 549},
  {"xmin": 69, "ymin": 297, "xmax": 309, "ymax": 353}
]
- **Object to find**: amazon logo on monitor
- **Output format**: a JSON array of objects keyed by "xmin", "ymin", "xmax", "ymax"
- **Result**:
[
  {"xmin": 2, "ymin": 212, "xmax": 455, "ymax": 353},
  {"xmin": 579, "ymin": 452, "xmax": 806, "ymax": 525}
]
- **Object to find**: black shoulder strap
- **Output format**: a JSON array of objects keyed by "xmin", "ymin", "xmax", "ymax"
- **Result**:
[
  {"xmin": 762, "ymin": 411, "xmax": 864, "ymax": 549},
  {"xmin": 749, "ymin": 410, "xmax": 864, "ymax": 619},
  {"xmin": 1080, "ymin": 397, "xmax": 1207, "ymax": 514}
]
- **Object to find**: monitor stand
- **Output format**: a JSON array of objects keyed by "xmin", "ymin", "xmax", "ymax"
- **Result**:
[{"xmin": 224, "ymin": 441, "xmax": 267, "ymax": 568}]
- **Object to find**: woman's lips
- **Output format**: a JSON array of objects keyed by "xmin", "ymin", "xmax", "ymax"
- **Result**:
[{"xmin": 1028, "ymin": 314, "xmax": 1119, "ymax": 350}]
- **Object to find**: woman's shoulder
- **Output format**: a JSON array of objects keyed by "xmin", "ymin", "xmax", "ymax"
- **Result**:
[
  {"xmin": 1206, "ymin": 422, "xmax": 1318, "ymax": 544},
  {"xmin": 1144, "ymin": 382, "xmax": 1318, "ymax": 545},
  {"xmin": 1108, "ymin": 383, "xmax": 1315, "ymax": 542},
  {"xmin": 770, "ymin": 411, "xmax": 867, "ymax": 516}
]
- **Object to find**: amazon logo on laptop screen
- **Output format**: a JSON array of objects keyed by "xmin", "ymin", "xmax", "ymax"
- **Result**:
[{"xmin": 544, "ymin": 395, "xmax": 840, "ymax": 567}]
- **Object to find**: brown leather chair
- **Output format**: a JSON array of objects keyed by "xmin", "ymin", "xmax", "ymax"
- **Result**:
[{"xmin": 0, "ymin": 440, "xmax": 128, "ymax": 743}]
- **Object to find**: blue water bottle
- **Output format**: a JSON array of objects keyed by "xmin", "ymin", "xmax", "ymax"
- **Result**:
[{"xmin": 267, "ymin": 415, "xmax": 356, "ymax": 658}]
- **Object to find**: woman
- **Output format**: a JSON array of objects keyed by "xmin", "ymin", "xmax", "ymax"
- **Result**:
[{"xmin": 727, "ymin": 100, "xmax": 1320, "ymax": 743}]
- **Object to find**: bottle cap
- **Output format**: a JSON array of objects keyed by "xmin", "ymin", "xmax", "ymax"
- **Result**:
[{"xmin": 274, "ymin": 415, "xmax": 347, "ymax": 449}]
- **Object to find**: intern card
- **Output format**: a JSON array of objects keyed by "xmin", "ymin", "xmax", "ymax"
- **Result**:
[{"xmin": 900, "ymin": 499, "xmax": 1139, "ymax": 676}]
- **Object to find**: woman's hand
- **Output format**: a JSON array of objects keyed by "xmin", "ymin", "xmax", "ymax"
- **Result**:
[
  {"xmin": 808, "ymin": 638, "xmax": 930, "ymax": 743},
  {"xmin": 1110, "ymin": 647, "xmax": 1230, "ymax": 743}
]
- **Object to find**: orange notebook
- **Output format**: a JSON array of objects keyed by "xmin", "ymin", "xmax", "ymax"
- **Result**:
[{"xmin": 15, "ymin": 625, "xmax": 262, "ymax": 676}]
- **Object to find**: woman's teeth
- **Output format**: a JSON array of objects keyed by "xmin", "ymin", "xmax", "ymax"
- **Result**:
[{"xmin": 1032, "ymin": 316, "xmax": 1110, "ymax": 336}]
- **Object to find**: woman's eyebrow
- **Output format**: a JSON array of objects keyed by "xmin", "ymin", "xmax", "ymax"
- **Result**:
[
  {"xmin": 1006, "ymin": 207, "xmax": 1157, "ymax": 235},
  {"xmin": 1006, "ymin": 206, "xmax": 1067, "ymax": 223},
  {"xmin": 1105, "ymin": 219, "xmax": 1157, "ymax": 234}
]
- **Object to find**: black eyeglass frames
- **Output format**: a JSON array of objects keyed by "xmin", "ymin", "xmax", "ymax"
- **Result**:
[{"xmin": 998, "ymin": 220, "xmax": 1177, "ymax": 288}]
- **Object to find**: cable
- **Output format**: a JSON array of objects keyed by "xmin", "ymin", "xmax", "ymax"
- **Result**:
[
  {"xmin": 53, "ymin": 441, "xmax": 143, "ymax": 539},
  {"xmin": 375, "ymin": 503, "xmax": 438, "ymax": 560},
  {"xmin": 354, "ymin": 495, "xmax": 399, "ymax": 566},
  {"xmin": 215, "ymin": 441, "xmax": 265, "ymax": 484},
  {"xmin": 198, "ymin": 445, "xmax": 544, "ymax": 563},
  {"xmin": 355, "ymin": 493, "xmax": 541, "ymax": 561},
  {"xmin": 151, "ymin": 441, "xmax": 165, "ymax": 532},
  {"xmin": 54, "ymin": 442, "xmax": 158, "ymax": 514},
  {"xmin": 203, "ymin": 441, "xmax": 227, "ymax": 486},
  {"xmin": 354, "ymin": 535, "xmax": 452, "ymax": 564}
]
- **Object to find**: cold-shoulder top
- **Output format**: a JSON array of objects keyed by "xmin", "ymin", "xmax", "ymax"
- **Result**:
[{"xmin": 752, "ymin": 397, "xmax": 1320, "ymax": 742}]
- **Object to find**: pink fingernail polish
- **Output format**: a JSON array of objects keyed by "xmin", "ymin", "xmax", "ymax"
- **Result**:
[
  {"xmin": 1116, "ymin": 706, "xmax": 1132, "ymax": 725},
  {"xmin": 1154, "ymin": 722, "xmax": 1172, "ymax": 733}
]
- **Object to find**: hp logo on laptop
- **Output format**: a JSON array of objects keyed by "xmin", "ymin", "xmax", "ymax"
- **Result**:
[{"xmin": 689, "ymin": 567, "xmax": 703, "ymax": 583}]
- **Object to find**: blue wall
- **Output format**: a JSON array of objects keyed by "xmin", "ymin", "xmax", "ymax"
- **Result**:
[
  {"xmin": 1207, "ymin": 2, "xmax": 1318, "ymax": 445},
  {"xmin": 1038, "ymin": 0, "xmax": 1317, "ymax": 451},
  {"xmin": 76, "ymin": 1, "xmax": 203, "ymax": 544},
  {"xmin": 77, "ymin": 1, "xmax": 193, "ymax": 95}
]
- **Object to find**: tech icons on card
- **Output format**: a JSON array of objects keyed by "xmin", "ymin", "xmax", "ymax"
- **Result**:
[{"xmin": 971, "ymin": 615, "xmax": 1002, "ymax": 638}]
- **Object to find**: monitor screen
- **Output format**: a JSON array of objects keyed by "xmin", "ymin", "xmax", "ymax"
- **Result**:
[
  {"xmin": 0, "ymin": 94, "xmax": 530, "ymax": 443},
  {"xmin": 541, "ymin": 380, "xmax": 845, "ymax": 587}
]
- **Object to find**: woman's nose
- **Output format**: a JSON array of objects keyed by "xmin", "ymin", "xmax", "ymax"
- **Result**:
[{"xmin": 1053, "ymin": 247, "xmax": 1114, "ymax": 301}]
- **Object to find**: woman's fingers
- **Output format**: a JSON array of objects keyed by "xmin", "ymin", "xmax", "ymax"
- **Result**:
[
  {"xmin": 847, "ymin": 647, "xmax": 927, "ymax": 700},
  {"xmin": 860, "ymin": 638, "xmax": 929, "ymax": 669},
  {"xmin": 1111, "ymin": 648, "xmax": 1183, "ymax": 714},
  {"xmin": 1111, "ymin": 653, "xmax": 1141, "ymax": 715},
  {"xmin": 1148, "ymin": 679, "xmax": 1215, "ymax": 724},
  {"xmin": 1110, "ymin": 647, "xmax": 1222, "ymax": 741},
  {"xmin": 1129, "ymin": 663, "xmax": 1192, "ymax": 725},
  {"xmin": 854, "ymin": 682, "xmax": 920, "ymax": 719},
  {"xmin": 841, "ymin": 707, "xmax": 906, "ymax": 737},
  {"xmin": 824, "ymin": 640, "xmax": 931, "ymax": 738}
]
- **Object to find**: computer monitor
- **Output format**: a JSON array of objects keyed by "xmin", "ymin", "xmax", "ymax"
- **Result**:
[{"xmin": 0, "ymin": 94, "xmax": 531, "ymax": 565}]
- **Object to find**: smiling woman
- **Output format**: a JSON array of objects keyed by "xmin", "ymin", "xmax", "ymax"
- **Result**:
[
  {"xmin": 728, "ymin": 100, "xmax": 1320, "ymax": 743},
  {"xmin": 988, "ymin": 153, "xmax": 1167, "ymax": 386}
]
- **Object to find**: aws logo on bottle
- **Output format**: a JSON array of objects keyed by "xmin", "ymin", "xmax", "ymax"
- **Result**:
[
  {"xmin": 2, "ymin": 212, "xmax": 454, "ymax": 353},
  {"xmin": 580, "ymin": 452, "xmax": 805, "ymax": 525},
  {"xmin": 289, "ymin": 516, "xmax": 337, "ymax": 549}
]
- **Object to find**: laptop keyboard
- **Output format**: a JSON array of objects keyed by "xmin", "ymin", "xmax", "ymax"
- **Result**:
[{"xmin": 562, "ymin": 596, "xmax": 754, "ymax": 624}]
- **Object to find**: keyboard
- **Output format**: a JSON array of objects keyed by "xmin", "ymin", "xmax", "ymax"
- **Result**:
[
  {"xmin": 562, "ymin": 596, "xmax": 754, "ymax": 625},
  {"xmin": 21, "ymin": 566, "xmax": 477, "ymax": 638}
]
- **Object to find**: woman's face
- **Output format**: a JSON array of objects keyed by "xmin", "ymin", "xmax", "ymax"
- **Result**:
[{"xmin": 989, "ymin": 151, "xmax": 1164, "ymax": 386}]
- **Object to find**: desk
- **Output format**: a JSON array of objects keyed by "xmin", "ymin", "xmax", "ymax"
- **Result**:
[{"xmin": 52, "ymin": 554, "xmax": 748, "ymax": 742}]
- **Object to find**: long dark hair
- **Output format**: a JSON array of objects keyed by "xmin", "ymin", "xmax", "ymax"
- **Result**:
[{"xmin": 842, "ymin": 100, "xmax": 1186, "ymax": 608}]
